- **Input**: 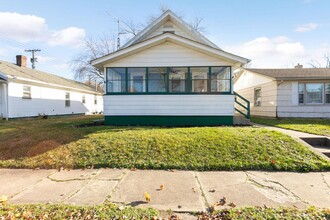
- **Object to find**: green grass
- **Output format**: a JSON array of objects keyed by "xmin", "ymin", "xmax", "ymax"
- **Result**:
[
  {"xmin": 0, "ymin": 115, "xmax": 330, "ymax": 171},
  {"xmin": 1, "ymin": 204, "xmax": 329, "ymax": 220},
  {"xmin": 0, "ymin": 203, "xmax": 158, "ymax": 219},
  {"xmin": 207, "ymin": 207, "xmax": 330, "ymax": 220},
  {"xmin": 252, "ymin": 117, "xmax": 330, "ymax": 137}
]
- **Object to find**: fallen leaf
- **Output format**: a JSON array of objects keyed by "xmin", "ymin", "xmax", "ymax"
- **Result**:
[
  {"xmin": 192, "ymin": 187, "xmax": 196, "ymax": 193},
  {"xmin": 159, "ymin": 185, "xmax": 164, "ymax": 190},
  {"xmin": 216, "ymin": 197, "xmax": 226, "ymax": 206},
  {"xmin": 0, "ymin": 195, "xmax": 7, "ymax": 205},
  {"xmin": 118, "ymin": 206, "xmax": 124, "ymax": 211},
  {"xmin": 130, "ymin": 167, "xmax": 137, "ymax": 171},
  {"xmin": 209, "ymin": 189, "xmax": 216, "ymax": 193},
  {"xmin": 228, "ymin": 202, "xmax": 236, "ymax": 208},
  {"xmin": 144, "ymin": 192, "xmax": 151, "ymax": 202}
]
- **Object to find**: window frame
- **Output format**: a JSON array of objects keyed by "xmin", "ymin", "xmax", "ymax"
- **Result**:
[
  {"xmin": 298, "ymin": 82, "xmax": 330, "ymax": 105},
  {"xmin": 325, "ymin": 83, "xmax": 330, "ymax": 104},
  {"xmin": 22, "ymin": 85, "xmax": 32, "ymax": 99},
  {"xmin": 65, "ymin": 92, "xmax": 70, "ymax": 107},
  {"xmin": 254, "ymin": 88, "xmax": 262, "ymax": 106},
  {"xmin": 94, "ymin": 95, "xmax": 97, "ymax": 105},
  {"xmin": 105, "ymin": 66, "xmax": 232, "ymax": 95}
]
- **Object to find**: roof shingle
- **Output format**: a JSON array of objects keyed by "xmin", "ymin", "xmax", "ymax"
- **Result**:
[
  {"xmin": 0, "ymin": 60, "xmax": 101, "ymax": 93},
  {"xmin": 246, "ymin": 68, "xmax": 330, "ymax": 79}
]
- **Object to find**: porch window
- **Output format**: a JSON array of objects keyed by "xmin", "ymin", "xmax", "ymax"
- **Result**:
[
  {"xmin": 22, "ymin": 85, "xmax": 31, "ymax": 99},
  {"xmin": 169, "ymin": 67, "xmax": 188, "ymax": 92},
  {"xmin": 107, "ymin": 68, "xmax": 126, "ymax": 93},
  {"xmin": 148, "ymin": 67, "xmax": 167, "ymax": 92},
  {"xmin": 211, "ymin": 67, "xmax": 231, "ymax": 92},
  {"xmin": 128, "ymin": 68, "xmax": 146, "ymax": 92},
  {"xmin": 298, "ymin": 83, "xmax": 305, "ymax": 104},
  {"xmin": 65, "ymin": 92, "xmax": 70, "ymax": 107},
  {"xmin": 191, "ymin": 67, "xmax": 208, "ymax": 93},
  {"xmin": 326, "ymin": 83, "xmax": 330, "ymax": 104},
  {"xmin": 254, "ymin": 88, "xmax": 261, "ymax": 106},
  {"xmin": 306, "ymin": 83, "xmax": 323, "ymax": 104},
  {"xmin": 105, "ymin": 66, "xmax": 232, "ymax": 94}
]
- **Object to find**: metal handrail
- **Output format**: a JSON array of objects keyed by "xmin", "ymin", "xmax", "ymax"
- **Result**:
[{"xmin": 234, "ymin": 92, "xmax": 250, "ymax": 119}]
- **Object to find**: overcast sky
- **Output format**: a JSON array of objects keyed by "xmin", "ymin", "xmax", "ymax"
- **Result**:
[{"xmin": 0, "ymin": 0, "xmax": 329, "ymax": 79}]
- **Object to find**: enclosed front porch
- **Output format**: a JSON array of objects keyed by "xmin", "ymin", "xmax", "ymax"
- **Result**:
[{"xmin": 103, "ymin": 66, "xmax": 245, "ymax": 126}]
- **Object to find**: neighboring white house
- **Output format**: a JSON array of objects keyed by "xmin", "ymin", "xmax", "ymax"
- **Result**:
[
  {"xmin": 0, "ymin": 55, "xmax": 103, "ymax": 119},
  {"xmin": 234, "ymin": 65, "xmax": 330, "ymax": 118},
  {"xmin": 91, "ymin": 10, "xmax": 250, "ymax": 126}
]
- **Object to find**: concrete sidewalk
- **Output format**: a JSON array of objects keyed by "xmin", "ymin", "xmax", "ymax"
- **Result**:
[{"xmin": 1, "ymin": 169, "xmax": 330, "ymax": 212}]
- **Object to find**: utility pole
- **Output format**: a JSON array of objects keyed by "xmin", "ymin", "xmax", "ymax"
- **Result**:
[{"xmin": 25, "ymin": 49, "xmax": 41, "ymax": 69}]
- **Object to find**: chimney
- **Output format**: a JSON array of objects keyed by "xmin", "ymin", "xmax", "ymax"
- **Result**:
[
  {"xmin": 16, "ymin": 55, "xmax": 27, "ymax": 67},
  {"xmin": 294, "ymin": 63, "xmax": 303, "ymax": 69}
]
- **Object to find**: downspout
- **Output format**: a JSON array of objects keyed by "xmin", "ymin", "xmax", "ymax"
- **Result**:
[{"xmin": 4, "ymin": 82, "xmax": 8, "ymax": 121}]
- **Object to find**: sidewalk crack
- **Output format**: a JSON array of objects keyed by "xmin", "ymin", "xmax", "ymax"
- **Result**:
[
  {"xmin": 321, "ymin": 173, "xmax": 330, "ymax": 190},
  {"xmin": 245, "ymin": 171, "xmax": 309, "ymax": 205},
  {"xmin": 194, "ymin": 172, "xmax": 209, "ymax": 212}
]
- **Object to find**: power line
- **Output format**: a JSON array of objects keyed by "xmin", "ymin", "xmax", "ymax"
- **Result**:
[{"xmin": 25, "ymin": 49, "xmax": 41, "ymax": 69}]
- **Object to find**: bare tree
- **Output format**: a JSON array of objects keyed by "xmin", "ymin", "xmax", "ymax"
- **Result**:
[
  {"xmin": 72, "ymin": 6, "xmax": 207, "ymax": 84},
  {"xmin": 324, "ymin": 53, "xmax": 330, "ymax": 68},
  {"xmin": 190, "ymin": 16, "xmax": 206, "ymax": 33},
  {"xmin": 121, "ymin": 19, "xmax": 143, "ymax": 37},
  {"xmin": 71, "ymin": 33, "xmax": 116, "ymax": 84},
  {"xmin": 309, "ymin": 53, "xmax": 330, "ymax": 68}
]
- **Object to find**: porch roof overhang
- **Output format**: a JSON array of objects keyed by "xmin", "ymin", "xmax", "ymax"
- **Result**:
[{"xmin": 91, "ymin": 33, "xmax": 250, "ymax": 70}]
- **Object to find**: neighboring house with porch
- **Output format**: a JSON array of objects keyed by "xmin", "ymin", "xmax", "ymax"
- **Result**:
[
  {"xmin": 0, "ymin": 55, "xmax": 103, "ymax": 119},
  {"xmin": 91, "ymin": 10, "xmax": 250, "ymax": 126},
  {"xmin": 234, "ymin": 65, "xmax": 330, "ymax": 118}
]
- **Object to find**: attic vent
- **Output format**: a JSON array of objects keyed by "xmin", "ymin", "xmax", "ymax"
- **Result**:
[
  {"xmin": 163, "ymin": 24, "xmax": 173, "ymax": 28},
  {"xmin": 163, "ymin": 31, "xmax": 175, "ymax": 34}
]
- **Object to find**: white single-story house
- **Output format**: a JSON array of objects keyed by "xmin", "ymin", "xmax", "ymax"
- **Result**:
[
  {"xmin": 0, "ymin": 55, "xmax": 103, "ymax": 119},
  {"xmin": 91, "ymin": 10, "xmax": 250, "ymax": 126},
  {"xmin": 234, "ymin": 65, "xmax": 330, "ymax": 118}
]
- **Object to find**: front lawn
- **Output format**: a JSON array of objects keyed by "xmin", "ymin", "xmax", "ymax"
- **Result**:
[
  {"xmin": 0, "ymin": 116, "xmax": 329, "ymax": 171},
  {"xmin": 252, "ymin": 117, "xmax": 330, "ymax": 137},
  {"xmin": 1, "ymin": 204, "xmax": 329, "ymax": 220},
  {"xmin": 0, "ymin": 203, "xmax": 158, "ymax": 219}
]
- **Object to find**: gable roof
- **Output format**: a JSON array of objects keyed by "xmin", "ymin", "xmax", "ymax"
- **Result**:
[
  {"xmin": 92, "ymin": 32, "xmax": 250, "ymax": 70},
  {"xmin": 0, "ymin": 60, "xmax": 101, "ymax": 94},
  {"xmin": 245, "ymin": 68, "xmax": 330, "ymax": 80},
  {"xmin": 121, "ymin": 10, "xmax": 220, "ymax": 49}
]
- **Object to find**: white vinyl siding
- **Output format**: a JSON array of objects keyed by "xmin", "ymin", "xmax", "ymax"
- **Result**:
[
  {"xmin": 104, "ymin": 95, "xmax": 234, "ymax": 116},
  {"xmin": 234, "ymin": 71, "xmax": 277, "ymax": 117},
  {"xmin": 104, "ymin": 41, "xmax": 233, "ymax": 67},
  {"xmin": 277, "ymin": 81, "xmax": 330, "ymax": 118},
  {"xmin": 7, "ymin": 82, "xmax": 103, "ymax": 118},
  {"xmin": 145, "ymin": 21, "xmax": 196, "ymax": 41}
]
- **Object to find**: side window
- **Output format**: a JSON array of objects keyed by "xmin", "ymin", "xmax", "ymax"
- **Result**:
[
  {"xmin": 65, "ymin": 92, "xmax": 70, "ymax": 107},
  {"xmin": 254, "ymin": 88, "xmax": 261, "ymax": 106},
  {"xmin": 94, "ymin": 95, "xmax": 97, "ymax": 105},
  {"xmin": 22, "ymin": 85, "xmax": 31, "ymax": 99},
  {"xmin": 298, "ymin": 83, "xmax": 305, "ymax": 104},
  {"xmin": 82, "ymin": 95, "xmax": 86, "ymax": 104},
  {"xmin": 325, "ymin": 83, "xmax": 330, "ymax": 104}
]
